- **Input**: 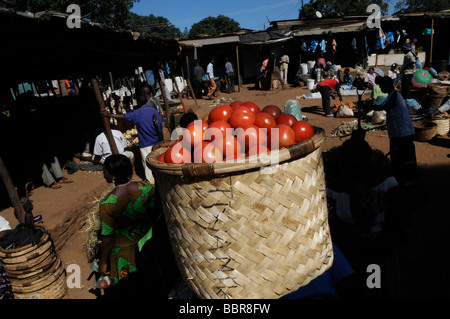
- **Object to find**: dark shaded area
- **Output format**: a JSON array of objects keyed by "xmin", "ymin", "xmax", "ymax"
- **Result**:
[{"xmin": 323, "ymin": 141, "xmax": 450, "ymax": 299}]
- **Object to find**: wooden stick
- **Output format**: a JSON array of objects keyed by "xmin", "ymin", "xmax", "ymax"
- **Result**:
[
  {"xmin": 159, "ymin": 79, "xmax": 172, "ymax": 132},
  {"xmin": 172, "ymin": 75, "xmax": 187, "ymax": 112},
  {"xmin": 187, "ymin": 78, "xmax": 199, "ymax": 109},
  {"xmin": 236, "ymin": 44, "xmax": 241, "ymax": 93},
  {"xmin": 0, "ymin": 156, "xmax": 26, "ymax": 224},
  {"xmin": 91, "ymin": 78, "xmax": 119, "ymax": 155},
  {"xmin": 430, "ymin": 18, "xmax": 435, "ymax": 65}
]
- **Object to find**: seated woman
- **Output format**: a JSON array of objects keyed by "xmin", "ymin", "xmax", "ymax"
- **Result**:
[{"xmin": 98, "ymin": 154, "xmax": 155, "ymax": 293}]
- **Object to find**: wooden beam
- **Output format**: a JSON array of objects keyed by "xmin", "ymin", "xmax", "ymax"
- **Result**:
[
  {"xmin": 173, "ymin": 75, "xmax": 187, "ymax": 113},
  {"xmin": 236, "ymin": 44, "xmax": 241, "ymax": 93},
  {"xmin": 91, "ymin": 78, "xmax": 119, "ymax": 155},
  {"xmin": 430, "ymin": 18, "xmax": 435, "ymax": 65},
  {"xmin": 0, "ymin": 156, "xmax": 26, "ymax": 224}
]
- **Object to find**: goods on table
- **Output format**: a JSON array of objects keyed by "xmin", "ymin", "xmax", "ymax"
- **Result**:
[
  {"xmin": 147, "ymin": 100, "xmax": 333, "ymax": 299},
  {"xmin": 123, "ymin": 128, "xmax": 139, "ymax": 146}
]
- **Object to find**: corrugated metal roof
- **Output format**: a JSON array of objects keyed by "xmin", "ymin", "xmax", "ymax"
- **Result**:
[
  {"xmin": 179, "ymin": 35, "xmax": 239, "ymax": 47},
  {"xmin": 291, "ymin": 21, "xmax": 367, "ymax": 36}
]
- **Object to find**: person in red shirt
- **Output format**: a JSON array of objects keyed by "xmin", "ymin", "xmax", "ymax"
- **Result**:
[{"xmin": 317, "ymin": 78, "xmax": 343, "ymax": 117}]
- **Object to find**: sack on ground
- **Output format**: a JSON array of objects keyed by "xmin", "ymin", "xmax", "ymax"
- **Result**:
[{"xmin": 336, "ymin": 105, "xmax": 354, "ymax": 118}]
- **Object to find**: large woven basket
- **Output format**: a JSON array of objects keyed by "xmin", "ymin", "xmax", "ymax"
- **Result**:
[
  {"xmin": 146, "ymin": 126, "xmax": 333, "ymax": 299},
  {"xmin": 0, "ymin": 226, "xmax": 67, "ymax": 299}
]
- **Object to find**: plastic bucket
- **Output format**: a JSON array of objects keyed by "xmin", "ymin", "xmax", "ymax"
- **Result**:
[
  {"xmin": 174, "ymin": 76, "xmax": 185, "ymax": 92},
  {"xmin": 301, "ymin": 63, "xmax": 308, "ymax": 75},
  {"xmin": 307, "ymin": 61, "xmax": 315, "ymax": 74},
  {"xmin": 307, "ymin": 79, "xmax": 315, "ymax": 90},
  {"xmin": 164, "ymin": 79, "xmax": 173, "ymax": 92}
]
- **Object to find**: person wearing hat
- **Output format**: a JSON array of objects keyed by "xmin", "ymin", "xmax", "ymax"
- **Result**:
[{"xmin": 400, "ymin": 43, "xmax": 417, "ymax": 99}]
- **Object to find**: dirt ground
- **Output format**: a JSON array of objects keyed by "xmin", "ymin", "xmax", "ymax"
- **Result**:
[{"xmin": 1, "ymin": 82, "xmax": 449, "ymax": 299}]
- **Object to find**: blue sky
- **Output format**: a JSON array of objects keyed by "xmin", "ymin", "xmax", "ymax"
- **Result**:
[{"xmin": 130, "ymin": 0, "xmax": 399, "ymax": 32}]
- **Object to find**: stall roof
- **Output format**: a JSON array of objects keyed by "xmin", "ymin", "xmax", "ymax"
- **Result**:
[
  {"xmin": 0, "ymin": 8, "xmax": 181, "ymax": 84},
  {"xmin": 179, "ymin": 35, "xmax": 240, "ymax": 47},
  {"xmin": 179, "ymin": 28, "xmax": 293, "ymax": 47}
]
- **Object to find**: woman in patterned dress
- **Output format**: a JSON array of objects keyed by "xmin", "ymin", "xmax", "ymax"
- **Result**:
[{"xmin": 98, "ymin": 154, "xmax": 155, "ymax": 288}]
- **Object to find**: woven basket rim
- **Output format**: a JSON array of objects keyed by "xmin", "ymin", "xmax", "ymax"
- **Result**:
[
  {"xmin": 146, "ymin": 126, "xmax": 326, "ymax": 177},
  {"xmin": 0, "ymin": 226, "xmax": 49, "ymax": 258}
]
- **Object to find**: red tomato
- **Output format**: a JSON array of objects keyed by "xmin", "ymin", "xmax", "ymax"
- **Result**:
[
  {"xmin": 207, "ymin": 120, "xmax": 232, "ymax": 141},
  {"xmin": 202, "ymin": 114, "xmax": 209, "ymax": 123},
  {"xmin": 228, "ymin": 106, "xmax": 256, "ymax": 129},
  {"xmin": 291, "ymin": 120, "xmax": 315, "ymax": 142},
  {"xmin": 181, "ymin": 124, "xmax": 205, "ymax": 149},
  {"xmin": 247, "ymin": 144, "xmax": 270, "ymax": 157},
  {"xmin": 268, "ymin": 124, "xmax": 296, "ymax": 150},
  {"xmin": 262, "ymin": 105, "xmax": 282, "ymax": 120},
  {"xmin": 213, "ymin": 134, "xmax": 242, "ymax": 160},
  {"xmin": 187, "ymin": 120, "xmax": 209, "ymax": 132},
  {"xmin": 236, "ymin": 125, "xmax": 268, "ymax": 152},
  {"xmin": 157, "ymin": 154, "xmax": 165, "ymax": 163},
  {"xmin": 209, "ymin": 104, "xmax": 233, "ymax": 122},
  {"xmin": 241, "ymin": 101, "xmax": 261, "ymax": 114},
  {"xmin": 254, "ymin": 112, "xmax": 276, "ymax": 130},
  {"xmin": 193, "ymin": 141, "xmax": 223, "ymax": 163},
  {"xmin": 276, "ymin": 114, "xmax": 297, "ymax": 127},
  {"xmin": 229, "ymin": 101, "xmax": 243, "ymax": 110},
  {"xmin": 164, "ymin": 141, "xmax": 191, "ymax": 164}
]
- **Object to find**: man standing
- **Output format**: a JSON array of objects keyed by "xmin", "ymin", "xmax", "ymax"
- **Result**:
[
  {"xmin": 192, "ymin": 61, "xmax": 205, "ymax": 99},
  {"xmin": 224, "ymin": 57, "xmax": 235, "ymax": 93},
  {"xmin": 376, "ymin": 76, "xmax": 418, "ymax": 185},
  {"xmin": 400, "ymin": 43, "xmax": 417, "ymax": 99},
  {"xmin": 280, "ymin": 52, "xmax": 290, "ymax": 86},
  {"xmin": 206, "ymin": 58, "xmax": 216, "ymax": 100},
  {"xmin": 317, "ymin": 78, "xmax": 343, "ymax": 117},
  {"xmin": 101, "ymin": 92, "xmax": 162, "ymax": 184}
]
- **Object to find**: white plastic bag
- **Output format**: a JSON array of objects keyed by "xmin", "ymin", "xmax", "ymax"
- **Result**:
[{"xmin": 336, "ymin": 105, "xmax": 354, "ymax": 118}]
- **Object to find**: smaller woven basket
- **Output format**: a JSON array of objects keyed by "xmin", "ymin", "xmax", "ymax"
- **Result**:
[
  {"xmin": 0, "ymin": 226, "xmax": 67, "ymax": 299},
  {"xmin": 147, "ymin": 126, "xmax": 333, "ymax": 299},
  {"xmin": 425, "ymin": 116, "xmax": 450, "ymax": 136},
  {"xmin": 413, "ymin": 121, "xmax": 437, "ymax": 142}
]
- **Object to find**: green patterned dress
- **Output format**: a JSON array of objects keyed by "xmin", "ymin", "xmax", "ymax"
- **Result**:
[{"xmin": 99, "ymin": 181, "xmax": 155, "ymax": 285}]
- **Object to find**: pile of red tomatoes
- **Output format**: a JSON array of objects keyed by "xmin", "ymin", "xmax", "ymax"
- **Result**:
[{"xmin": 159, "ymin": 101, "xmax": 314, "ymax": 164}]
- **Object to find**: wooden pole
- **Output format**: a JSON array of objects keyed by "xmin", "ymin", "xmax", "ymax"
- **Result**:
[
  {"xmin": 236, "ymin": 44, "xmax": 241, "ymax": 93},
  {"xmin": 185, "ymin": 55, "xmax": 191, "ymax": 80},
  {"xmin": 187, "ymin": 78, "xmax": 199, "ymax": 109},
  {"xmin": 0, "ymin": 156, "xmax": 26, "ymax": 224},
  {"xmin": 91, "ymin": 78, "xmax": 119, "ymax": 155},
  {"xmin": 172, "ymin": 75, "xmax": 187, "ymax": 112},
  {"xmin": 159, "ymin": 79, "xmax": 172, "ymax": 132},
  {"xmin": 430, "ymin": 18, "xmax": 435, "ymax": 65}
]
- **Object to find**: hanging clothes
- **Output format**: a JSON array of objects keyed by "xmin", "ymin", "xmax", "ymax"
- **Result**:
[
  {"xmin": 319, "ymin": 39, "xmax": 327, "ymax": 53},
  {"xmin": 332, "ymin": 39, "xmax": 337, "ymax": 55},
  {"xmin": 308, "ymin": 40, "xmax": 319, "ymax": 52},
  {"xmin": 375, "ymin": 28, "xmax": 386, "ymax": 50},
  {"xmin": 301, "ymin": 41, "xmax": 308, "ymax": 52},
  {"xmin": 351, "ymin": 38, "xmax": 358, "ymax": 54}
]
